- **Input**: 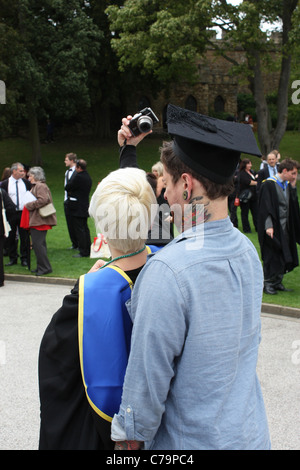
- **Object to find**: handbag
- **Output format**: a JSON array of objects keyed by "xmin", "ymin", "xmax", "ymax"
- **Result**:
[
  {"xmin": 20, "ymin": 206, "xmax": 30, "ymax": 230},
  {"xmin": 1, "ymin": 190, "xmax": 11, "ymax": 237},
  {"xmin": 90, "ymin": 234, "xmax": 111, "ymax": 259},
  {"xmin": 39, "ymin": 202, "xmax": 56, "ymax": 218},
  {"xmin": 239, "ymin": 188, "xmax": 252, "ymax": 204}
]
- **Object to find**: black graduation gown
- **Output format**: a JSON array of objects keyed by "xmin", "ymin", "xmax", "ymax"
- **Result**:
[
  {"xmin": 39, "ymin": 266, "xmax": 144, "ymax": 450},
  {"xmin": 38, "ymin": 280, "xmax": 113, "ymax": 450},
  {"xmin": 257, "ymin": 179, "xmax": 300, "ymax": 279}
]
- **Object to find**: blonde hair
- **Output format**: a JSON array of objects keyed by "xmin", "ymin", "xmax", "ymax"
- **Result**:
[
  {"xmin": 151, "ymin": 161, "xmax": 164, "ymax": 177},
  {"xmin": 89, "ymin": 168, "xmax": 157, "ymax": 254}
]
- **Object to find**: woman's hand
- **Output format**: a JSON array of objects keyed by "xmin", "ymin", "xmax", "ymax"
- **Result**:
[
  {"xmin": 88, "ymin": 259, "xmax": 106, "ymax": 273},
  {"xmin": 117, "ymin": 115, "xmax": 152, "ymax": 147},
  {"xmin": 266, "ymin": 227, "xmax": 274, "ymax": 239}
]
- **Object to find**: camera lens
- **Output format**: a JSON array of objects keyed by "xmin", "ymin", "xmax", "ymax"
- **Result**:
[{"xmin": 137, "ymin": 116, "xmax": 153, "ymax": 133}]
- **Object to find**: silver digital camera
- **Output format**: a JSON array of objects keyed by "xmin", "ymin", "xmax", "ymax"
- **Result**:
[{"xmin": 128, "ymin": 107, "xmax": 159, "ymax": 137}]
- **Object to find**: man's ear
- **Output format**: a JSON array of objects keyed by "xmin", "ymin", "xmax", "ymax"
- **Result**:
[{"xmin": 181, "ymin": 173, "xmax": 193, "ymax": 200}]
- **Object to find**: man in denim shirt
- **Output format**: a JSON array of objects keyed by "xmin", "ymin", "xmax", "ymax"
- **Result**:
[{"xmin": 111, "ymin": 104, "xmax": 270, "ymax": 450}]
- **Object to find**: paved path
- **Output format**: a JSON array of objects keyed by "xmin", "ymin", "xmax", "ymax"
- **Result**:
[{"xmin": 0, "ymin": 280, "xmax": 299, "ymax": 450}]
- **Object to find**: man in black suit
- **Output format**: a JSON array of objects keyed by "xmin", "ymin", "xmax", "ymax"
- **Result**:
[
  {"xmin": 64, "ymin": 159, "xmax": 92, "ymax": 258},
  {"xmin": 64, "ymin": 153, "xmax": 78, "ymax": 250},
  {"xmin": 257, "ymin": 159, "xmax": 300, "ymax": 294},
  {"xmin": 257, "ymin": 152, "xmax": 279, "ymax": 191},
  {"xmin": 0, "ymin": 162, "xmax": 31, "ymax": 266}
]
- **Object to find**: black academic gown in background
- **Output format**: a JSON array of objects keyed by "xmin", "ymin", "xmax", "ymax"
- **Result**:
[
  {"xmin": 257, "ymin": 180, "xmax": 300, "ymax": 280},
  {"xmin": 38, "ymin": 281, "xmax": 113, "ymax": 450}
]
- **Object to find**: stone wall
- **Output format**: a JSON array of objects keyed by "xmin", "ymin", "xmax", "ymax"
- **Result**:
[{"xmin": 129, "ymin": 34, "xmax": 281, "ymax": 129}]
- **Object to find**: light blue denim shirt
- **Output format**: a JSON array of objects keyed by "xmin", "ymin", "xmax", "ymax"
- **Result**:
[{"xmin": 111, "ymin": 217, "xmax": 270, "ymax": 450}]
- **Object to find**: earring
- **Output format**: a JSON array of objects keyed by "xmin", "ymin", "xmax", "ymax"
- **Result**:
[{"xmin": 182, "ymin": 190, "xmax": 188, "ymax": 200}]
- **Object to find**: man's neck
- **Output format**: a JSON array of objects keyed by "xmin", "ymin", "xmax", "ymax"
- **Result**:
[
  {"xmin": 181, "ymin": 195, "xmax": 228, "ymax": 232},
  {"xmin": 277, "ymin": 172, "xmax": 286, "ymax": 182}
]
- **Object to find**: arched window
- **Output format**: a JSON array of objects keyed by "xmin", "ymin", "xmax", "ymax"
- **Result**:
[
  {"xmin": 185, "ymin": 95, "xmax": 197, "ymax": 112},
  {"xmin": 214, "ymin": 95, "xmax": 225, "ymax": 113}
]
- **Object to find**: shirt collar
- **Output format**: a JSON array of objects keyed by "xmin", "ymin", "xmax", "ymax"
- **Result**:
[
  {"xmin": 277, "ymin": 175, "xmax": 284, "ymax": 183},
  {"xmin": 175, "ymin": 216, "xmax": 233, "ymax": 242}
]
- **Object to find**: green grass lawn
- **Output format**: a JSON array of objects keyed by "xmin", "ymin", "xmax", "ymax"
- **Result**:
[{"xmin": 1, "ymin": 132, "xmax": 299, "ymax": 308}]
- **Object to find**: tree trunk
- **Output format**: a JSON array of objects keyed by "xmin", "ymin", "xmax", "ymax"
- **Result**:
[
  {"xmin": 270, "ymin": 0, "xmax": 295, "ymax": 150},
  {"xmin": 93, "ymin": 102, "xmax": 111, "ymax": 138},
  {"xmin": 271, "ymin": 54, "xmax": 291, "ymax": 150},
  {"xmin": 251, "ymin": 51, "xmax": 272, "ymax": 156},
  {"xmin": 27, "ymin": 100, "xmax": 42, "ymax": 165},
  {"xmin": 252, "ymin": 0, "xmax": 297, "ymax": 154}
]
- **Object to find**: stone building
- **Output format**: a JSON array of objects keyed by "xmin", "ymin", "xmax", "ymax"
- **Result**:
[{"xmin": 131, "ymin": 32, "xmax": 281, "ymax": 130}]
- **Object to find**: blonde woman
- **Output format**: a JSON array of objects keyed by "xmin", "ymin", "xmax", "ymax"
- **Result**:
[
  {"xmin": 38, "ymin": 167, "xmax": 158, "ymax": 450},
  {"xmin": 151, "ymin": 161, "xmax": 163, "ymax": 178}
]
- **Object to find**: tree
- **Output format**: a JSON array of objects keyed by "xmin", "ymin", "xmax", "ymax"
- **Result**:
[
  {"xmin": 82, "ymin": 0, "xmax": 127, "ymax": 138},
  {"xmin": 211, "ymin": 0, "xmax": 299, "ymax": 155},
  {"xmin": 0, "ymin": 0, "xmax": 102, "ymax": 164},
  {"xmin": 106, "ymin": 0, "xmax": 212, "ymax": 87},
  {"xmin": 106, "ymin": 0, "xmax": 299, "ymax": 155}
]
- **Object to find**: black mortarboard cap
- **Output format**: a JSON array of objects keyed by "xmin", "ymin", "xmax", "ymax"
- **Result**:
[{"xmin": 166, "ymin": 104, "xmax": 261, "ymax": 184}]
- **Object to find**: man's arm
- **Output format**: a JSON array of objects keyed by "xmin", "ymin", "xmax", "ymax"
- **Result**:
[
  {"xmin": 118, "ymin": 115, "xmax": 151, "ymax": 169},
  {"xmin": 111, "ymin": 259, "xmax": 187, "ymax": 449}
]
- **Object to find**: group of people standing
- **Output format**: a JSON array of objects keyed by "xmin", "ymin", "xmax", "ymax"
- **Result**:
[
  {"xmin": 38, "ymin": 104, "xmax": 274, "ymax": 450},
  {"xmin": 0, "ymin": 153, "xmax": 93, "ymax": 285},
  {"xmin": 229, "ymin": 150, "xmax": 300, "ymax": 294},
  {"xmin": 1, "ymin": 104, "xmax": 299, "ymax": 450},
  {"xmin": 230, "ymin": 150, "xmax": 282, "ymax": 233},
  {"xmin": 0, "ymin": 163, "xmax": 57, "ymax": 283}
]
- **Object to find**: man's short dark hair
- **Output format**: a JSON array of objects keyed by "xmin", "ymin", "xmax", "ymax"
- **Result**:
[
  {"xmin": 76, "ymin": 159, "xmax": 87, "ymax": 171},
  {"xmin": 278, "ymin": 158, "xmax": 299, "ymax": 173},
  {"xmin": 66, "ymin": 153, "xmax": 77, "ymax": 162},
  {"xmin": 160, "ymin": 141, "xmax": 234, "ymax": 200}
]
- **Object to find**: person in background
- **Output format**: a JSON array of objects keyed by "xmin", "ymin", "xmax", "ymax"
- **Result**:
[
  {"xmin": 0, "ymin": 188, "xmax": 16, "ymax": 287},
  {"xmin": 118, "ymin": 122, "xmax": 174, "ymax": 248},
  {"xmin": 64, "ymin": 153, "xmax": 78, "ymax": 250},
  {"xmin": 228, "ymin": 161, "xmax": 241, "ymax": 229},
  {"xmin": 257, "ymin": 152, "xmax": 279, "ymax": 191},
  {"xmin": 1, "ymin": 167, "xmax": 11, "ymax": 182},
  {"xmin": 257, "ymin": 158, "xmax": 300, "ymax": 295},
  {"xmin": 1, "ymin": 167, "xmax": 12, "ymax": 256},
  {"xmin": 238, "ymin": 158, "xmax": 258, "ymax": 233},
  {"xmin": 25, "ymin": 167, "xmax": 57, "ymax": 276},
  {"xmin": 1, "ymin": 162, "xmax": 31, "ymax": 267},
  {"xmin": 65, "ymin": 159, "xmax": 92, "ymax": 258},
  {"xmin": 272, "ymin": 149, "xmax": 281, "ymax": 164},
  {"xmin": 151, "ymin": 161, "xmax": 164, "ymax": 178},
  {"xmin": 259, "ymin": 155, "xmax": 267, "ymax": 170},
  {"xmin": 38, "ymin": 166, "xmax": 158, "ymax": 449},
  {"xmin": 111, "ymin": 104, "xmax": 270, "ymax": 450}
]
